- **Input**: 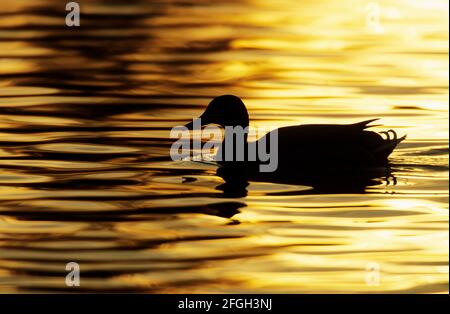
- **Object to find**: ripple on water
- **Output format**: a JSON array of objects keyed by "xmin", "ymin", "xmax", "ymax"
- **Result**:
[
  {"xmin": 0, "ymin": 171, "xmax": 52, "ymax": 184},
  {"xmin": 35, "ymin": 143, "xmax": 141, "ymax": 155},
  {"xmin": 0, "ymin": 0, "xmax": 447, "ymax": 294}
]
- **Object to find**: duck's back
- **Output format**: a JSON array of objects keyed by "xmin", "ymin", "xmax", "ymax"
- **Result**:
[{"xmin": 257, "ymin": 120, "xmax": 404, "ymax": 168}]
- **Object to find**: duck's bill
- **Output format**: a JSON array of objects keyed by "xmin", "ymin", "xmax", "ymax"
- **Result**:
[
  {"xmin": 184, "ymin": 120, "xmax": 194, "ymax": 129},
  {"xmin": 184, "ymin": 117, "xmax": 205, "ymax": 130}
]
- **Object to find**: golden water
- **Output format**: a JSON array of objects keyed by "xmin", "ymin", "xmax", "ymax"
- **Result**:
[{"xmin": 0, "ymin": 0, "xmax": 448, "ymax": 293}]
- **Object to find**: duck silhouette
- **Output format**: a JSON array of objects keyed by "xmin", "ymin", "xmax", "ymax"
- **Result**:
[{"xmin": 184, "ymin": 95, "xmax": 406, "ymax": 175}]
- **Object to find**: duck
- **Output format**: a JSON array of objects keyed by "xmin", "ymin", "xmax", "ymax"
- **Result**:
[{"xmin": 184, "ymin": 95, "xmax": 406, "ymax": 173}]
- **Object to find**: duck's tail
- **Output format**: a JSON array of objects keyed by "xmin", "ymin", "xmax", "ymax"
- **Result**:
[{"xmin": 375, "ymin": 129, "xmax": 406, "ymax": 159}]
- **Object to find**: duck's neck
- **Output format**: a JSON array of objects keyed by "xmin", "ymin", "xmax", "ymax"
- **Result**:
[
  {"xmin": 218, "ymin": 124, "xmax": 249, "ymax": 162},
  {"xmin": 223, "ymin": 124, "xmax": 249, "ymax": 141}
]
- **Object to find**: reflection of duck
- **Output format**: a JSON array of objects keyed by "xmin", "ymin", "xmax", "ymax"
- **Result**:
[
  {"xmin": 216, "ymin": 165, "xmax": 395, "ymax": 198},
  {"xmin": 185, "ymin": 95, "xmax": 406, "ymax": 171}
]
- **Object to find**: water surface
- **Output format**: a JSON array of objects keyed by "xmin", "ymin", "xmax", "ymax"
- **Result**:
[{"xmin": 0, "ymin": 0, "xmax": 448, "ymax": 293}]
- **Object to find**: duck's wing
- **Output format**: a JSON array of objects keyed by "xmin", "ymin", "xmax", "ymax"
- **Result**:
[
  {"xmin": 276, "ymin": 120, "xmax": 379, "ymax": 140},
  {"xmin": 349, "ymin": 118, "xmax": 380, "ymax": 130},
  {"xmin": 273, "ymin": 120, "xmax": 406, "ymax": 166}
]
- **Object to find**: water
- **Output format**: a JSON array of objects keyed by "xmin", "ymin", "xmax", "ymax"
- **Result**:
[{"xmin": 0, "ymin": 0, "xmax": 448, "ymax": 293}]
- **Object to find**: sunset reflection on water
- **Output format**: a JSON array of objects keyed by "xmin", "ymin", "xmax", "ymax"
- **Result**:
[{"xmin": 0, "ymin": 0, "xmax": 448, "ymax": 293}]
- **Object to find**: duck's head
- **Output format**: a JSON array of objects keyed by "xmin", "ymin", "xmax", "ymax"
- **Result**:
[{"xmin": 185, "ymin": 95, "xmax": 249, "ymax": 129}]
